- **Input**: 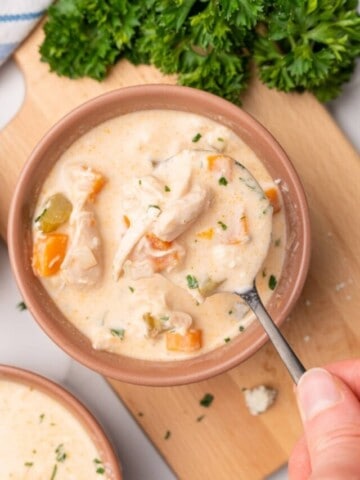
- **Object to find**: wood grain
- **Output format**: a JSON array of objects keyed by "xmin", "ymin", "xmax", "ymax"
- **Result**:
[{"xmin": 1, "ymin": 24, "xmax": 359, "ymax": 480}]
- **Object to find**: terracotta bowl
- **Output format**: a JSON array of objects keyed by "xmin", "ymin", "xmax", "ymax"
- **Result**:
[
  {"xmin": 8, "ymin": 85, "xmax": 310, "ymax": 386},
  {"xmin": 0, "ymin": 364, "xmax": 122, "ymax": 478}
]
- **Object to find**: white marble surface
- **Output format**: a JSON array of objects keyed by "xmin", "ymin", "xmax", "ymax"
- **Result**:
[{"xmin": 0, "ymin": 57, "xmax": 359, "ymax": 480}]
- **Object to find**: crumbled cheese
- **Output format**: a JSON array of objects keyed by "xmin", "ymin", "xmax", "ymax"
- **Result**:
[
  {"xmin": 335, "ymin": 282, "xmax": 346, "ymax": 292},
  {"xmin": 274, "ymin": 178, "xmax": 282, "ymax": 185},
  {"xmin": 243, "ymin": 385, "xmax": 277, "ymax": 416}
]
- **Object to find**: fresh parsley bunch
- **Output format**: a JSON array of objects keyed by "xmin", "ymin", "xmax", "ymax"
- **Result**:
[
  {"xmin": 255, "ymin": 0, "xmax": 360, "ymax": 101},
  {"xmin": 40, "ymin": 0, "xmax": 360, "ymax": 103}
]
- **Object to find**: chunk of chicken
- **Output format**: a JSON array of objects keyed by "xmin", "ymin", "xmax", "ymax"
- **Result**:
[
  {"xmin": 112, "ymin": 212, "xmax": 159, "ymax": 280},
  {"xmin": 168, "ymin": 311, "xmax": 193, "ymax": 336},
  {"xmin": 154, "ymin": 152, "xmax": 193, "ymax": 199},
  {"xmin": 122, "ymin": 235, "xmax": 184, "ymax": 280},
  {"xmin": 151, "ymin": 186, "xmax": 211, "ymax": 242},
  {"xmin": 61, "ymin": 209, "xmax": 101, "ymax": 286},
  {"xmin": 65, "ymin": 164, "xmax": 105, "ymax": 213}
]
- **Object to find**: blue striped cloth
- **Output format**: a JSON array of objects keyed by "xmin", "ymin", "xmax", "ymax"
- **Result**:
[{"xmin": 0, "ymin": 0, "xmax": 52, "ymax": 67}]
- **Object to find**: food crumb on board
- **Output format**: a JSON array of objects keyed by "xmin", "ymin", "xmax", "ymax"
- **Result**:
[
  {"xmin": 303, "ymin": 335, "xmax": 311, "ymax": 343},
  {"xmin": 346, "ymin": 295, "xmax": 352, "ymax": 301},
  {"xmin": 304, "ymin": 299, "xmax": 311, "ymax": 307},
  {"xmin": 243, "ymin": 385, "xmax": 277, "ymax": 416},
  {"xmin": 164, "ymin": 430, "xmax": 171, "ymax": 440},
  {"xmin": 335, "ymin": 282, "xmax": 346, "ymax": 292}
]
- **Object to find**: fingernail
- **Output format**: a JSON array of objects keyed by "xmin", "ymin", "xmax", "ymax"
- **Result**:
[{"xmin": 297, "ymin": 368, "xmax": 343, "ymax": 421}]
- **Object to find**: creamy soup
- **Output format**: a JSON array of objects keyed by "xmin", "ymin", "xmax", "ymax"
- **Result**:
[
  {"xmin": 32, "ymin": 110, "xmax": 286, "ymax": 360},
  {"xmin": 0, "ymin": 380, "xmax": 110, "ymax": 479}
]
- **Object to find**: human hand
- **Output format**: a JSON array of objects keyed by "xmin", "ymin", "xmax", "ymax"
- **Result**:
[{"xmin": 289, "ymin": 360, "xmax": 360, "ymax": 479}]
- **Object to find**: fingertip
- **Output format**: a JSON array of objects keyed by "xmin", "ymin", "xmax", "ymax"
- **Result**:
[{"xmin": 296, "ymin": 368, "xmax": 343, "ymax": 421}]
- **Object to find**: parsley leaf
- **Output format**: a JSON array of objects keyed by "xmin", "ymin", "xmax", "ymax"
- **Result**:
[
  {"xmin": 268, "ymin": 274, "xmax": 277, "ymax": 290},
  {"xmin": 218, "ymin": 176, "xmax": 228, "ymax": 186},
  {"xmin": 200, "ymin": 393, "xmax": 214, "ymax": 407},
  {"xmin": 186, "ymin": 274, "xmax": 199, "ymax": 289},
  {"xmin": 192, "ymin": 133, "xmax": 202, "ymax": 142},
  {"xmin": 110, "ymin": 328, "xmax": 125, "ymax": 339},
  {"xmin": 217, "ymin": 220, "xmax": 227, "ymax": 230},
  {"xmin": 17, "ymin": 301, "xmax": 27, "ymax": 311}
]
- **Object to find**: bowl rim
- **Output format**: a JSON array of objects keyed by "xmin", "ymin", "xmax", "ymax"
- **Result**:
[
  {"xmin": 7, "ymin": 84, "xmax": 311, "ymax": 386},
  {"xmin": 0, "ymin": 364, "xmax": 122, "ymax": 478}
]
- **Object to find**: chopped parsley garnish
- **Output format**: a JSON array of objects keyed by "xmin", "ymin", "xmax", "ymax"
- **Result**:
[
  {"xmin": 224, "ymin": 337, "xmax": 231, "ymax": 343},
  {"xmin": 138, "ymin": 179, "xmax": 142, "ymax": 186},
  {"xmin": 128, "ymin": 286, "xmax": 135, "ymax": 293},
  {"xmin": 39, "ymin": 413, "xmax": 45, "ymax": 423},
  {"xmin": 110, "ymin": 328, "xmax": 125, "ymax": 339},
  {"xmin": 218, "ymin": 176, "xmax": 228, "ymax": 186},
  {"xmin": 164, "ymin": 185, "xmax": 171, "ymax": 192},
  {"xmin": 228, "ymin": 310, "xmax": 233, "ymax": 315},
  {"xmin": 34, "ymin": 208, "xmax": 47, "ymax": 223},
  {"xmin": 217, "ymin": 221, "xmax": 227, "ymax": 230},
  {"xmin": 217, "ymin": 137, "xmax": 224, "ymax": 142},
  {"xmin": 200, "ymin": 393, "xmax": 214, "ymax": 408},
  {"xmin": 24, "ymin": 462, "xmax": 33, "ymax": 467},
  {"xmin": 262, "ymin": 269, "xmax": 267, "ymax": 278},
  {"xmin": 268, "ymin": 275, "xmax": 277, "ymax": 291},
  {"xmin": 148, "ymin": 204, "xmax": 160, "ymax": 211},
  {"xmin": 239, "ymin": 325, "xmax": 245, "ymax": 332},
  {"xmin": 17, "ymin": 301, "xmax": 27, "ymax": 311},
  {"xmin": 159, "ymin": 316, "xmax": 169, "ymax": 322},
  {"xmin": 55, "ymin": 444, "xmax": 67, "ymax": 463},
  {"xmin": 50, "ymin": 464, "xmax": 58, "ymax": 480},
  {"xmin": 186, "ymin": 275, "xmax": 199, "ymax": 289},
  {"xmin": 164, "ymin": 430, "xmax": 171, "ymax": 440},
  {"xmin": 197, "ymin": 415, "xmax": 205, "ymax": 422},
  {"xmin": 274, "ymin": 238, "xmax": 281, "ymax": 247},
  {"xmin": 93, "ymin": 459, "xmax": 105, "ymax": 474},
  {"xmin": 192, "ymin": 133, "xmax": 202, "ymax": 143}
]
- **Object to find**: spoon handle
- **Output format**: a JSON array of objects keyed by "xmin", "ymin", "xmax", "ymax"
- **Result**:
[{"xmin": 238, "ymin": 286, "xmax": 306, "ymax": 384}]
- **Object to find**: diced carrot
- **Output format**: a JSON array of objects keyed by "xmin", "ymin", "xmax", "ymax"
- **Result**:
[
  {"xmin": 227, "ymin": 214, "xmax": 250, "ymax": 244},
  {"xmin": 146, "ymin": 232, "xmax": 172, "ymax": 251},
  {"xmin": 207, "ymin": 155, "xmax": 233, "ymax": 179},
  {"xmin": 152, "ymin": 252, "xmax": 179, "ymax": 272},
  {"xmin": 84, "ymin": 167, "xmax": 106, "ymax": 201},
  {"xmin": 123, "ymin": 215, "xmax": 131, "ymax": 228},
  {"xmin": 207, "ymin": 154, "xmax": 221, "ymax": 170},
  {"xmin": 166, "ymin": 329, "xmax": 202, "ymax": 352},
  {"xmin": 196, "ymin": 228, "xmax": 214, "ymax": 240},
  {"xmin": 265, "ymin": 187, "xmax": 281, "ymax": 213},
  {"xmin": 32, "ymin": 233, "xmax": 68, "ymax": 277}
]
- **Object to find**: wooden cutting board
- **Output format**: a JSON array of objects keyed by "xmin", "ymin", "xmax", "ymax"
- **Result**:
[{"xmin": 1, "ymin": 24, "xmax": 360, "ymax": 480}]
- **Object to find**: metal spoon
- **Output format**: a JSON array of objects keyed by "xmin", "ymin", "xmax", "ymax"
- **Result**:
[
  {"xmin": 158, "ymin": 149, "xmax": 306, "ymax": 383},
  {"xmin": 236, "ymin": 286, "xmax": 305, "ymax": 384},
  {"xmin": 228, "ymin": 156, "xmax": 306, "ymax": 384}
]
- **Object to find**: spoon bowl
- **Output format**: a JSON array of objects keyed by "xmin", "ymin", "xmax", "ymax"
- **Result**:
[{"xmin": 172, "ymin": 149, "xmax": 306, "ymax": 384}]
